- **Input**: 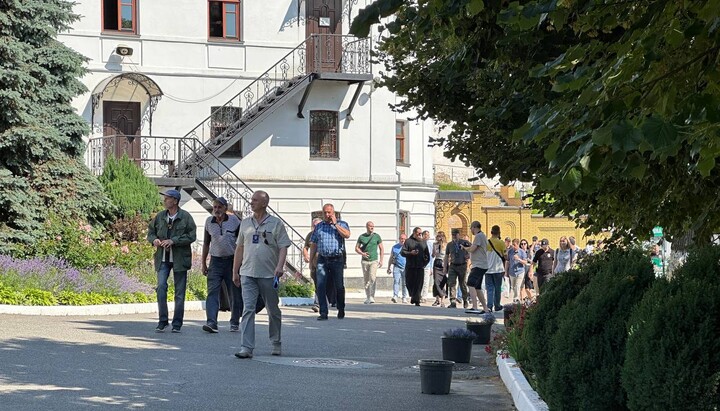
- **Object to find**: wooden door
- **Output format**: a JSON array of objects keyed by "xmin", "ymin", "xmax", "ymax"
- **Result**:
[
  {"xmin": 306, "ymin": 0, "xmax": 342, "ymax": 73},
  {"xmin": 103, "ymin": 101, "xmax": 141, "ymax": 162}
]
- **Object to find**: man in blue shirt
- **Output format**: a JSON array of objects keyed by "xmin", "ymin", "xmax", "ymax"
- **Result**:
[
  {"xmin": 386, "ymin": 233, "xmax": 408, "ymax": 303},
  {"xmin": 309, "ymin": 203, "xmax": 351, "ymax": 320}
]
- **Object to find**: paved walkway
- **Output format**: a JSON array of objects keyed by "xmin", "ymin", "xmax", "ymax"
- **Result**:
[{"xmin": 0, "ymin": 299, "xmax": 514, "ymax": 410}]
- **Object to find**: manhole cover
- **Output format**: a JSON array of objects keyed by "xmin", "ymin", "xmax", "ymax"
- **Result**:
[
  {"xmin": 294, "ymin": 359, "xmax": 359, "ymax": 367},
  {"xmin": 252, "ymin": 357, "xmax": 381, "ymax": 369}
]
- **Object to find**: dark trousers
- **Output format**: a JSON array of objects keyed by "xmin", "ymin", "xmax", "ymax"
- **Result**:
[
  {"xmin": 316, "ymin": 257, "xmax": 345, "ymax": 317},
  {"xmin": 405, "ymin": 267, "xmax": 425, "ymax": 304},
  {"xmin": 311, "ymin": 265, "xmax": 336, "ymax": 305},
  {"xmin": 206, "ymin": 256, "xmax": 242, "ymax": 327},
  {"xmin": 432, "ymin": 265, "xmax": 447, "ymax": 298}
]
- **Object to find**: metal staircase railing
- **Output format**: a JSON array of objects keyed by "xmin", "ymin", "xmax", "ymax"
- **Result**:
[
  {"xmin": 177, "ymin": 137, "xmax": 309, "ymax": 279},
  {"xmin": 176, "ymin": 34, "xmax": 371, "ymax": 176}
]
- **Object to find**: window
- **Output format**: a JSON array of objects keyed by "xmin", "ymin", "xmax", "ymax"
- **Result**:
[
  {"xmin": 210, "ymin": 106, "xmax": 242, "ymax": 157},
  {"xmin": 399, "ymin": 211, "xmax": 408, "ymax": 236},
  {"xmin": 209, "ymin": 1, "xmax": 242, "ymax": 40},
  {"xmin": 310, "ymin": 111, "xmax": 339, "ymax": 159},
  {"xmin": 103, "ymin": 0, "xmax": 137, "ymax": 33},
  {"xmin": 396, "ymin": 120, "xmax": 408, "ymax": 164}
]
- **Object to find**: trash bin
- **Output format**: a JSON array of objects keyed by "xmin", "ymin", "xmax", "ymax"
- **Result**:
[
  {"xmin": 466, "ymin": 322, "xmax": 492, "ymax": 344},
  {"xmin": 418, "ymin": 359, "xmax": 454, "ymax": 395}
]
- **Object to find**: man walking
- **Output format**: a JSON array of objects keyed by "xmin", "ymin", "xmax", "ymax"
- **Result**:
[
  {"xmin": 148, "ymin": 189, "xmax": 197, "ymax": 333},
  {"xmin": 486, "ymin": 225, "xmax": 506, "ymax": 312},
  {"xmin": 304, "ymin": 218, "xmax": 335, "ymax": 312},
  {"xmin": 463, "ymin": 221, "xmax": 489, "ymax": 314},
  {"xmin": 402, "ymin": 227, "xmax": 430, "ymax": 306},
  {"xmin": 201, "ymin": 197, "xmax": 242, "ymax": 333},
  {"xmin": 233, "ymin": 191, "xmax": 291, "ymax": 358},
  {"xmin": 386, "ymin": 234, "xmax": 408, "ymax": 303},
  {"xmin": 309, "ymin": 203, "xmax": 351, "ymax": 320},
  {"xmin": 444, "ymin": 228, "xmax": 469, "ymax": 309},
  {"xmin": 355, "ymin": 221, "xmax": 383, "ymax": 304}
]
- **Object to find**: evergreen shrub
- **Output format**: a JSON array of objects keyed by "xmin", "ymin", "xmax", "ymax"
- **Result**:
[
  {"xmin": 622, "ymin": 246, "xmax": 720, "ymax": 410},
  {"xmin": 99, "ymin": 155, "xmax": 161, "ymax": 219},
  {"xmin": 544, "ymin": 249, "xmax": 654, "ymax": 410}
]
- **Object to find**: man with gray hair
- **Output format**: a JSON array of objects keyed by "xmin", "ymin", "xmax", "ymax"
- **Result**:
[{"xmin": 233, "ymin": 191, "xmax": 291, "ymax": 358}]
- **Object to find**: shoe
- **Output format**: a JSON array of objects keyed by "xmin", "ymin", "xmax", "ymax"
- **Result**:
[
  {"xmin": 402, "ymin": 298, "xmax": 408, "ymax": 304},
  {"xmin": 391, "ymin": 296, "xmax": 397, "ymax": 303},
  {"xmin": 414, "ymin": 302, "xmax": 420, "ymax": 306},
  {"xmin": 317, "ymin": 315, "xmax": 328, "ymax": 321},
  {"xmin": 432, "ymin": 301, "xmax": 439, "ymax": 307},
  {"xmin": 448, "ymin": 303, "xmax": 457, "ymax": 308},
  {"xmin": 171, "ymin": 327, "xmax": 181, "ymax": 333},
  {"xmin": 337, "ymin": 310, "xmax": 345, "ymax": 319},
  {"xmin": 463, "ymin": 301, "xmax": 469, "ymax": 309},
  {"xmin": 230, "ymin": 325, "xmax": 239, "ymax": 332},
  {"xmin": 421, "ymin": 298, "xmax": 426, "ymax": 303},
  {"xmin": 155, "ymin": 323, "xmax": 168, "ymax": 333},
  {"xmin": 440, "ymin": 302, "xmax": 446, "ymax": 308},
  {"xmin": 465, "ymin": 309, "xmax": 482, "ymax": 314},
  {"xmin": 202, "ymin": 324, "xmax": 219, "ymax": 334},
  {"xmin": 369, "ymin": 297, "xmax": 375, "ymax": 304},
  {"xmin": 311, "ymin": 304, "xmax": 319, "ymax": 313},
  {"xmin": 331, "ymin": 303, "xmax": 337, "ymax": 308},
  {"xmin": 364, "ymin": 298, "xmax": 371, "ymax": 304},
  {"xmin": 234, "ymin": 349, "xmax": 253, "ymax": 359},
  {"xmin": 271, "ymin": 344, "xmax": 282, "ymax": 356},
  {"xmin": 495, "ymin": 306, "xmax": 504, "ymax": 312}
]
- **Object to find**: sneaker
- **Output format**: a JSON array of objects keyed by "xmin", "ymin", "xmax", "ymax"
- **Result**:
[
  {"xmin": 495, "ymin": 306, "xmax": 504, "ymax": 312},
  {"xmin": 369, "ymin": 297, "xmax": 375, "ymax": 304},
  {"xmin": 171, "ymin": 327, "xmax": 181, "ymax": 333},
  {"xmin": 230, "ymin": 325, "xmax": 239, "ymax": 332},
  {"xmin": 202, "ymin": 324, "xmax": 219, "ymax": 334},
  {"xmin": 337, "ymin": 309, "xmax": 345, "ymax": 319},
  {"xmin": 463, "ymin": 301, "xmax": 469, "ymax": 309},
  {"xmin": 234, "ymin": 349, "xmax": 253, "ymax": 359},
  {"xmin": 311, "ymin": 305, "xmax": 319, "ymax": 313},
  {"xmin": 317, "ymin": 315, "xmax": 328, "ymax": 321},
  {"xmin": 448, "ymin": 303, "xmax": 457, "ymax": 308},
  {"xmin": 155, "ymin": 323, "xmax": 168, "ymax": 333},
  {"xmin": 271, "ymin": 344, "xmax": 282, "ymax": 356},
  {"xmin": 402, "ymin": 298, "xmax": 408, "ymax": 304},
  {"xmin": 391, "ymin": 296, "xmax": 397, "ymax": 303},
  {"xmin": 364, "ymin": 298, "xmax": 371, "ymax": 304},
  {"xmin": 432, "ymin": 301, "xmax": 440, "ymax": 307},
  {"xmin": 331, "ymin": 303, "xmax": 337, "ymax": 308}
]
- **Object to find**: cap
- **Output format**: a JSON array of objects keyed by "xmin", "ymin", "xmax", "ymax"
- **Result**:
[
  {"xmin": 213, "ymin": 196, "xmax": 228, "ymax": 206},
  {"xmin": 451, "ymin": 228, "xmax": 460, "ymax": 234},
  {"xmin": 532, "ymin": 236, "xmax": 538, "ymax": 241},
  {"xmin": 541, "ymin": 239, "xmax": 549, "ymax": 246},
  {"xmin": 161, "ymin": 189, "xmax": 181, "ymax": 200}
]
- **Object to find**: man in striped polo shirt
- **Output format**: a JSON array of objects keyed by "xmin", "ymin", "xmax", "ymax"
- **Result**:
[{"xmin": 201, "ymin": 197, "xmax": 243, "ymax": 333}]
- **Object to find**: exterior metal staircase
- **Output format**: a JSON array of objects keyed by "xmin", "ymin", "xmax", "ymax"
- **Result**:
[{"xmin": 86, "ymin": 34, "xmax": 371, "ymax": 280}]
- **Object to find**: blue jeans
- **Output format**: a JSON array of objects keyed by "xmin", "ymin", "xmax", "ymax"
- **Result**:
[
  {"xmin": 485, "ymin": 271, "xmax": 504, "ymax": 309},
  {"xmin": 206, "ymin": 256, "xmax": 242, "ymax": 328},
  {"xmin": 316, "ymin": 257, "xmax": 345, "ymax": 317},
  {"xmin": 156, "ymin": 262, "xmax": 187, "ymax": 328},
  {"xmin": 393, "ymin": 266, "xmax": 408, "ymax": 298}
]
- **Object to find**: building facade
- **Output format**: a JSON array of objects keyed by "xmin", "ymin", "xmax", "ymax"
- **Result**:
[{"xmin": 61, "ymin": 0, "xmax": 436, "ymax": 284}]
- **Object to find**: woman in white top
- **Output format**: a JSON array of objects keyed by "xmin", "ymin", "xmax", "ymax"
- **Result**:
[{"xmin": 553, "ymin": 236, "xmax": 576, "ymax": 274}]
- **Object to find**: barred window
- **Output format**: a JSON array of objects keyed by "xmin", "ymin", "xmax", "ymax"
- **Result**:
[
  {"xmin": 309, "ymin": 111, "xmax": 338, "ymax": 159},
  {"xmin": 210, "ymin": 106, "xmax": 242, "ymax": 157}
]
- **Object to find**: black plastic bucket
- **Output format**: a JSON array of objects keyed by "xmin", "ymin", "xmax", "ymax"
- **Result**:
[
  {"xmin": 418, "ymin": 359, "xmax": 454, "ymax": 395},
  {"xmin": 466, "ymin": 322, "xmax": 492, "ymax": 344}
]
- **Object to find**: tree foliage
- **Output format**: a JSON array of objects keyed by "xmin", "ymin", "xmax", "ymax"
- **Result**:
[
  {"xmin": 99, "ymin": 155, "xmax": 161, "ymax": 219},
  {"xmin": 0, "ymin": 0, "xmax": 113, "ymax": 254},
  {"xmin": 352, "ymin": 0, "xmax": 720, "ymax": 245}
]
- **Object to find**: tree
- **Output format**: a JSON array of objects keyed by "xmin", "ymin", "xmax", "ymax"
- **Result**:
[
  {"xmin": 351, "ymin": 0, "xmax": 720, "ymax": 246},
  {"xmin": 0, "ymin": 0, "xmax": 113, "ymax": 254}
]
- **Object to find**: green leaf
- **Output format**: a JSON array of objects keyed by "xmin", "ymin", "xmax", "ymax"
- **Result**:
[
  {"xmin": 559, "ymin": 167, "xmax": 582, "ymax": 195},
  {"xmin": 467, "ymin": 0, "xmax": 484, "ymax": 16},
  {"xmin": 544, "ymin": 140, "xmax": 560, "ymax": 162},
  {"xmin": 640, "ymin": 116, "xmax": 678, "ymax": 152},
  {"xmin": 697, "ymin": 149, "xmax": 716, "ymax": 177},
  {"xmin": 592, "ymin": 126, "xmax": 613, "ymax": 146}
]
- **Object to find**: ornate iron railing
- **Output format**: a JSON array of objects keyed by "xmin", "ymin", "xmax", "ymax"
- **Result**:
[
  {"xmin": 183, "ymin": 34, "xmax": 371, "ymax": 147},
  {"xmin": 85, "ymin": 134, "xmax": 180, "ymax": 177},
  {"xmin": 177, "ymin": 138, "xmax": 309, "ymax": 277}
]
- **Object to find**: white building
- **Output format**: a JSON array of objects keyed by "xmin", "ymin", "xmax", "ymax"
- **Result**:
[{"xmin": 61, "ymin": 0, "xmax": 436, "ymax": 285}]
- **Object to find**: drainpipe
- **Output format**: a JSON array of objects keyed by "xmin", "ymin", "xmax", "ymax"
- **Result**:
[{"xmin": 396, "ymin": 170, "xmax": 401, "ymax": 238}]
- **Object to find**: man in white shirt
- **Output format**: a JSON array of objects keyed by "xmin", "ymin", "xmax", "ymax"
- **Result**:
[{"xmin": 463, "ymin": 221, "xmax": 489, "ymax": 314}]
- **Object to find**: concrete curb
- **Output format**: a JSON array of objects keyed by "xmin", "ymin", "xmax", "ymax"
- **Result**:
[
  {"xmin": 496, "ymin": 353, "xmax": 549, "ymax": 411},
  {"xmin": 0, "ymin": 297, "xmax": 314, "ymax": 316}
]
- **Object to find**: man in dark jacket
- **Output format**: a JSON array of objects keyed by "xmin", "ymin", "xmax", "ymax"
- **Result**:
[
  {"xmin": 147, "ymin": 189, "xmax": 197, "ymax": 333},
  {"xmin": 401, "ymin": 227, "xmax": 430, "ymax": 306}
]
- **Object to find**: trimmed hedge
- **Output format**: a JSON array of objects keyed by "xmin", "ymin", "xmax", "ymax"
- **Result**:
[
  {"xmin": 545, "ymin": 249, "xmax": 654, "ymax": 411},
  {"xmin": 622, "ymin": 246, "xmax": 720, "ymax": 410}
]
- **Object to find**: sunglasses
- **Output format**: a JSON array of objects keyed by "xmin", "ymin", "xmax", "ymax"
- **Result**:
[
  {"xmin": 262, "ymin": 231, "xmax": 269, "ymax": 245},
  {"xmin": 520, "ymin": 242, "xmax": 527, "ymax": 245}
]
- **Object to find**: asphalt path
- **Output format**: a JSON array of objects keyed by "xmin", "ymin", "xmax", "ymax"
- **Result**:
[{"xmin": 0, "ymin": 299, "xmax": 514, "ymax": 410}]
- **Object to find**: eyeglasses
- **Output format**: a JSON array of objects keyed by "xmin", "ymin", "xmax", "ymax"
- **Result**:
[{"xmin": 520, "ymin": 242, "xmax": 527, "ymax": 246}]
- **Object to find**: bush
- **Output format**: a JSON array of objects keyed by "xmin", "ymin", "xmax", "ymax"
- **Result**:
[
  {"xmin": 544, "ymin": 249, "xmax": 654, "ymax": 411},
  {"xmin": 278, "ymin": 279, "xmax": 314, "ymax": 297},
  {"xmin": 524, "ymin": 260, "xmax": 595, "ymax": 393},
  {"xmin": 99, "ymin": 155, "xmax": 161, "ymax": 219},
  {"xmin": 622, "ymin": 246, "xmax": 720, "ymax": 411}
]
